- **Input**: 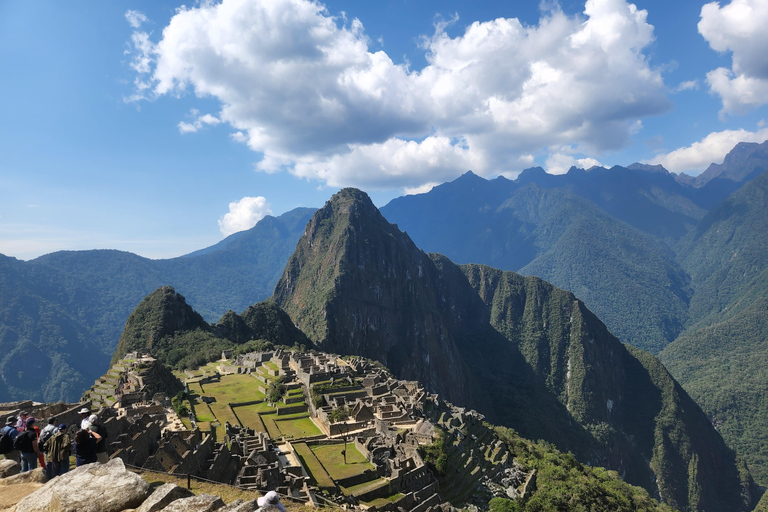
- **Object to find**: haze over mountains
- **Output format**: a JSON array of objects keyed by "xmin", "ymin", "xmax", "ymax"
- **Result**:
[{"xmin": 1, "ymin": 140, "xmax": 768, "ymax": 492}]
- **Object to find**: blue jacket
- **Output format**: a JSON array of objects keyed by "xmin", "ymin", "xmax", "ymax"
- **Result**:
[{"xmin": 1, "ymin": 425, "xmax": 19, "ymax": 441}]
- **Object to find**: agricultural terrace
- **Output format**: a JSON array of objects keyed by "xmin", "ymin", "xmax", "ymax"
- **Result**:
[{"xmin": 311, "ymin": 443, "xmax": 374, "ymax": 480}]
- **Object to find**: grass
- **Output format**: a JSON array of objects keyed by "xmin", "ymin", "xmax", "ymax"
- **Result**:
[
  {"xmin": 200, "ymin": 374, "xmax": 265, "ymax": 404},
  {"xmin": 274, "ymin": 416, "xmax": 323, "ymax": 439},
  {"xmin": 209, "ymin": 402, "xmax": 239, "ymax": 426},
  {"xmin": 232, "ymin": 403, "xmax": 274, "ymax": 430},
  {"xmin": 362, "ymin": 495, "xmax": 404, "ymax": 508},
  {"xmin": 341, "ymin": 477, "xmax": 388, "ymax": 496},
  {"xmin": 293, "ymin": 442, "xmax": 335, "ymax": 489},
  {"xmin": 311, "ymin": 444, "xmax": 374, "ymax": 480}
]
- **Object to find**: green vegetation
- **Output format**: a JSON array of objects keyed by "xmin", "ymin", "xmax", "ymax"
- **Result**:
[
  {"xmin": 492, "ymin": 426, "xmax": 677, "ymax": 512},
  {"xmin": 311, "ymin": 444, "xmax": 373, "ymax": 480},
  {"xmin": 419, "ymin": 429, "xmax": 448, "ymax": 475},
  {"xmin": 111, "ymin": 287, "xmax": 308, "ymax": 373},
  {"xmin": 266, "ymin": 376, "xmax": 287, "ymax": 404},
  {"xmin": 274, "ymin": 416, "xmax": 322, "ymax": 439},
  {"xmin": 293, "ymin": 442, "xmax": 334, "ymax": 488}
]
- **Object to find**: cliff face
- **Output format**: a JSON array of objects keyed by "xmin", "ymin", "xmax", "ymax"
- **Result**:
[
  {"xmin": 273, "ymin": 188, "xmax": 758, "ymax": 512},
  {"xmin": 273, "ymin": 189, "xmax": 475, "ymax": 403},
  {"xmin": 465, "ymin": 265, "xmax": 756, "ymax": 511}
]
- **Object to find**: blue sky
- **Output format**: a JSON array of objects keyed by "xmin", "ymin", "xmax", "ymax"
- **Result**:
[{"xmin": 2, "ymin": 0, "xmax": 767, "ymax": 260}]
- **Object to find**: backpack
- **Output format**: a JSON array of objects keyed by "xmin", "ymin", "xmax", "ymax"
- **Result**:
[
  {"xmin": 13, "ymin": 430, "xmax": 35, "ymax": 453},
  {"xmin": 0, "ymin": 427, "xmax": 13, "ymax": 454},
  {"xmin": 39, "ymin": 426, "xmax": 56, "ymax": 449}
]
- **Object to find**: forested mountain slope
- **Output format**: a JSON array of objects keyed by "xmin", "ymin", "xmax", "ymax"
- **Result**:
[
  {"xmin": 381, "ymin": 171, "xmax": 692, "ymax": 353},
  {"xmin": 661, "ymin": 169, "xmax": 768, "ymax": 485},
  {"xmin": 0, "ymin": 208, "xmax": 313, "ymax": 402},
  {"xmin": 273, "ymin": 188, "xmax": 757, "ymax": 512}
]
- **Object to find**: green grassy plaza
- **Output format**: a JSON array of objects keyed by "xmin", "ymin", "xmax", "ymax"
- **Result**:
[{"xmin": 311, "ymin": 443, "xmax": 374, "ymax": 480}]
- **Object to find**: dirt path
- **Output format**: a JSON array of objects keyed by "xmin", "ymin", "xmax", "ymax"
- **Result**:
[{"xmin": 0, "ymin": 482, "xmax": 43, "ymax": 510}]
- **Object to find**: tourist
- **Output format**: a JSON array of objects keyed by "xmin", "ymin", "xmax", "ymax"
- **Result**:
[
  {"xmin": 15, "ymin": 411, "xmax": 28, "ymax": 432},
  {"xmin": 25, "ymin": 417, "xmax": 46, "ymax": 468},
  {"xmin": 45, "ymin": 424, "xmax": 72, "ymax": 477},
  {"xmin": 74, "ymin": 428, "xmax": 101, "ymax": 466},
  {"xmin": 14, "ymin": 418, "xmax": 40, "ymax": 472},
  {"xmin": 88, "ymin": 415, "xmax": 109, "ymax": 463},
  {"xmin": 79, "ymin": 408, "xmax": 91, "ymax": 430},
  {"xmin": 257, "ymin": 491, "xmax": 286, "ymax": 512},
  {"xmin": 39, "ymin": 417, "xmax": 58, "ymax": 474},
  {"xmin": 1, "ymin": 417, "xmax": 20, "ymax": 463}
]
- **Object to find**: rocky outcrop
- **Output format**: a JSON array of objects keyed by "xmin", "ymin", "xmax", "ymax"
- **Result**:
[
  {"xmin": 0, "ymin": 459, "xmax": 20, "ymax": 478},
  {"xmin": 136, "ymin": 483, "xmax": 194, "ymax": 512},
  {"xmin": 14, "ymin": 458, "xmax": 150, "ymax": 512},
  {"xmin": 0, "ymin": 467, "xmax": 45, "ymax": 485},
  {"xmin": 159, "ymin": 494, "xmax": 225, "ymax": 512}
]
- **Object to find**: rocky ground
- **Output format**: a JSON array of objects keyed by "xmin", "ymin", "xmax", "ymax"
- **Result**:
[{"xmin": 0, "ymin": 458, "xmax": 290, "ymax": 512}]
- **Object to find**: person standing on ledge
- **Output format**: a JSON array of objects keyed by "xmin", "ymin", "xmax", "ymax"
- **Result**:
[
  {"xmin": 1, "ymin": 417, "xmax": 20, "ymax": 463},
  {"xmin": 45, "ymin": 424, "xmax": 72, "ymax": 477},
  {"xmin": 14, "ymin": 418, "xmax": 41, "ymax": 472},
  {"xmin": 74, "ymin": 427, "xmax": 101, "ymax": 467},
  {"xmin": 88, "ymin": 415, "xmax": 109, "ymax": 463},
  {"xmin": 79, "ymin": 408, "xmax": 91, "ymax": 430}
]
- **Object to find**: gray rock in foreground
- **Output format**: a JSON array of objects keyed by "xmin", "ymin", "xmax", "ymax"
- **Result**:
[
  {"xmin": 158, "ymin": 494, "xmax": 225, "ymax": 512},
  {"xmin": 1, "ymin": 467, "xmax": 46, "ymax": 485},
  {"xmin": 0, "ymin": 459, "xmax": 21, "ymax": 479},
  {"xmin": 219, "ymin": 499, "xmax": 259, "ymax": 512},
  {"xmin": 136, "ymin": 483, "xmax": 195, "ymax": 512},
  {"xmin": 14, "ymin": 458, "xmax": 150, "ymax": 512}
]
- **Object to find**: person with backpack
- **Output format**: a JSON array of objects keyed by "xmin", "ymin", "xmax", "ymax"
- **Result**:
[
  {"xmin": 39, "ymin": 417, "xmax": 58, "ymax": 478},
  {"xmin": 0, "ymin": 417, "xmax": 20, "ymax": 463},
  {"xmin": 74, "ymin": 428, "xmax": 101, "ymax": 467},
  {"xmin": 87, "ymin": 415, "xmax": 109, "ymax": 463},
  {"xmin": 45, "ymin": 424, "xmax": 72, "ymax": 477},
  {"xmin": 26, "ymin": 417, "xmax": 45, "ymax": 468},
  {"xmin": 13, "ymin": 417, "xmax": 41, "ymax": 472}
]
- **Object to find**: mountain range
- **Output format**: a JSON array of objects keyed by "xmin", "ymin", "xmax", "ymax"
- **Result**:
[
  {"xmin": 1, "ymin": 140, "xmax": 767, "ymax": 495},
  {"xmin": 113, "ymin": 188, "xmax": 759, "ymax": 512}
]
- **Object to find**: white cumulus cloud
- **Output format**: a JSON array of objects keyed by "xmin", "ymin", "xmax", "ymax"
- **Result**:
[
  {"xmin": 218, "ymin": 197, "xmax": 273, "ymax": 236},
  {"xmin": 545, "ymin": 148, "xmax": 603, "ymax": 175},
  {"xmin": 699, "ymin": 0, "xmax": 768, "ymax": 116},
  {"xmin": 126, "ymin": 0, "xmax": 670, "ymax": 191},
  {"xmin": 647, "ymin": 126, "xmax": 768, "ymax": 173},
  {"xmin": 178, "ymin": 111, "xmax": 222, "ymax": 134},
  {"xmin": 125, "ymin": 10, "xmax": 148, "ymax": 29}
]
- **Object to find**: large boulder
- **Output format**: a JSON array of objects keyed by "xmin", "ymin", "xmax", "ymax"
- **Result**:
[
  {"xmin": 14, "ymin": 458, "xmax": 150, "ymax": 512},
  {"xmin": 0, "ymin": 459, "xmax": 20, "ymax": 478},
  {"xmin": 159, "ymin": 494, "xmax": 225, "ymax": 512},
  {"xmin": 136, "ymin": 483, "xmax": 194, "ymax": 512}
]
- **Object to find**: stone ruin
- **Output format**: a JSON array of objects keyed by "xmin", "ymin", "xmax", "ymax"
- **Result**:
[{"xmin": 3, "ymin": 346, "xmax": 532, "ymax": 512}]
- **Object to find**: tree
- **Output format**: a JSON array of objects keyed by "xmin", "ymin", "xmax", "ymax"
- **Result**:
[
  {"xmin": 329, "ymin": 405, "xmax": 351, "ymax": 464},
  {"xmin": 266, "ymin": 376, "xmax": 287, "ymax": 404}
]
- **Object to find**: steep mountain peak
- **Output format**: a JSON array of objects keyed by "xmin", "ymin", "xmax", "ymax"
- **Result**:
[
  {"xmin": 628, "ymin": 162, "xmax": 670, "ymax": 174},
  {"xmin": 517, "ymin": 166, "xmax": 548, "ymax": 181},
  {"xmin": 112, "ymin": 286, "xmax": 209, "ymax": 364},
  {"xmin": 694, "ymin": 139, "xmax": 768, "ymax": 187}
]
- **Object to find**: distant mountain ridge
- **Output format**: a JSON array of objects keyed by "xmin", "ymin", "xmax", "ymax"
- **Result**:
[{"xmin": 0, "ymin": 208, "xmax": 314, "ymax": 403}]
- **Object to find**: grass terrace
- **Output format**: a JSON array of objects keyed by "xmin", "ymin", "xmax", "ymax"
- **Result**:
[
  {"xmin": 294, "ymin": 442, "xmax": 335, "ymax": 489},
  {"xmin": 311, "ymin": 444, "xmax": 374, "ymax": 480}
]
